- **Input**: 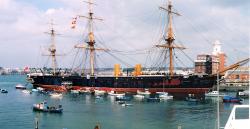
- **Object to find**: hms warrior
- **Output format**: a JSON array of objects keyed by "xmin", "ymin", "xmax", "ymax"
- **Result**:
[{"xmin": 28, "ymin": 0, "xmax": 218, "ymax": 98}]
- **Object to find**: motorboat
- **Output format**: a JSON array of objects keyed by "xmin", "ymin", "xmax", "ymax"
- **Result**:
[
  {"xmin": 205, "ymin": 91, "xmax": 226, "ymax": 97},
  {"xmin": 15, "ymin": 84, "xmax": 26, "ymax": 89},
  {"xmin": 224, "ymin": 105, "xmax": 250, "ymax": 129},
  {"xmin": 223, "ymin": 96, "xmax": 242, "ymax": 103},
  {"xmin": 224, "ymin": 88, "xmax": 249, "ymax": 129},
  {"xmin": 237, "ymin": 90, "xmax": 249, "ymax": 98},
  {"xmin": 33, "ymin": 101, "xmax": 63, "ymax": 113},
  {"xmin": 108, "ymin": 91, "xmax": 125, "ymax": 96}
]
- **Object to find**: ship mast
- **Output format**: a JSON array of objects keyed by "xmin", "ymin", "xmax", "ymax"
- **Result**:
[
  {"xmin": 156, "ymin": 0, "xmax": 185, "ymax": 76},
  {"xmin": 44, "ymin": 19, "xmax": 57, "ymax": 75},
  {"xmin": 75, "ymin": 0, "xmax": 106, "ymax": 76}
]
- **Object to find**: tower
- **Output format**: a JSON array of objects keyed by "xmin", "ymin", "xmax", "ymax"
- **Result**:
[{"xmin": 212, "ymin": 40, "xmax": 226, "ymax": 72}]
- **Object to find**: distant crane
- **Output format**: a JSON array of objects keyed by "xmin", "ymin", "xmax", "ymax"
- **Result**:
[{"xmin": 213, "ymin": 58, "xmax": 249, "ymax": 76}]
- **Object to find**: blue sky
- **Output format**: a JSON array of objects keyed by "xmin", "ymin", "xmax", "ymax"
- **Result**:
[{"xmin": 0, "ymin": 0, "xmax": 249, "ymax": 69}]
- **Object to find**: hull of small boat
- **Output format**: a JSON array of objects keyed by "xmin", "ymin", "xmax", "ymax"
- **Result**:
[
  {"xmin": 33, "ymin": 107, "xmax": 63, "ymax": 113},
  {"xmin": 33, "ymin": 104, "xmax": 63, "ymax": 113}
]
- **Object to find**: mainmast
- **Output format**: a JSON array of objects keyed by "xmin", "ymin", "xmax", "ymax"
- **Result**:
[
  {"xmin": 156, "ymin": 0, "xmax": 185, "ymax": 76},
  {"xmin": 87, "ymin": 0, "xmax": 95, "ymax": 76},
  {"xmin": 74, "ymin": 0, "xmax": 106, "ymax": 76},
  {"xmin": 44, "ymin": 20, "xmax": 57, "ymax": 75}
]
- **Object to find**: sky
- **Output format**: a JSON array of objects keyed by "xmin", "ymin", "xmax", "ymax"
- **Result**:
[{"xmin": 0, "ymin": 0, "xmax": 249, "ymax": 69}]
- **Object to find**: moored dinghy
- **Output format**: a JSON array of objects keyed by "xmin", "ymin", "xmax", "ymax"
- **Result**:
[
  {"xmin": 71, "ymin": 90, "xmax": 80, "ymax": 94},
  {"xmin": 15, "ymin": 84, "xmax": 26, "ymax": 89},
  {"xmin": 37, "ymin": 87, "xmax": 44, "ymax": 92},
  {"xmin": 22, "ymin": 90, "xmax": 32, "ymax": 94},
  {"xmin": 50, "ymin": 93, "xmax": 63, "ymax": 98},
  {"xmin": 133, "ymin": 94, "xmax": 145, "ymax": 100},
  {"xmin": 137, "ymin": 89, "xmax": 151, "ymax": 96},
  {"xmin": 1, "ymin": 89, "xmax": 8, "ymax": 93},
  {"xmin": 108, "ymin": 90, "xmax": 125, "ymax": 96},
  {"xmin": 94, "ymin": 90, "xmax": 106, "ymax": 96},
  {"xmin": 185, "ymin": 94, "xmax": 202, "ymax": 102},
  {"xmin": 223, "ymin": 96, "xmax": 242, "ymax": 103},
  {"xmin": 157, "ymin": 92, "xmax": 173, "ymax": 100}
]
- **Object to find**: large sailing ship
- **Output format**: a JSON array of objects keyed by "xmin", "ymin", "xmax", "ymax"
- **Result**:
[{"xmin": 28, "ymin": 0, "xmax": 218, "ymax": 98}]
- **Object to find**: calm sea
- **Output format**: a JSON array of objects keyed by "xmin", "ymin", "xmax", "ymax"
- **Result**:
[{"xmin": 0, "ymin": 75, "xmax": 248, "ymax": 129}]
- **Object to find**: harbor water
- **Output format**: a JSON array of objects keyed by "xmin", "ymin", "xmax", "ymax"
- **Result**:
[{"xmin": 0, "ymin": 75, "xmax": 248, "ymax": 129}]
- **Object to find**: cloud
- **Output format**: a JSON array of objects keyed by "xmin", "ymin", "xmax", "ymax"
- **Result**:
[{"xmin": 0, "ymin": 0, "xmax": 249, "ymax": 69}]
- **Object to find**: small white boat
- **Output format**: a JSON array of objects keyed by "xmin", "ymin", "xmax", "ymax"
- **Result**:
[
  {"xmin": 157, "ymin": 92, "xmax": 173, "ymax": 100},
  {"xmin": 108, "ymin": 91, "xmax": 125, "ymax": 96},
  {"xmin": 133, "ymin": 94, "xmax": 145, "ymax": 99},
  {"xmin": 37, "ymin": 87, "xmax": 44, "ymax": 91},
  {"xmin": 15, "ymin": 84, "xmax": 26, "ymax": 89},
  {"xmin": 121, "ymin": 103, "xmax": 133, "ymax": 107},
  {"xmin": 50, "ymin": 93, "xmax": 63, "ymax": 98},
  {"xmin": 71, "ymin": 90, "xmax": 80, "ymax": 94},
  {"xmin": 22, "ymin": 90, "xmax": 32, "ymax": 94},
  {"xmin": 238, "ymin": 90, "xmax": 249, "ymax": 98},
  {"xmin": 94, "ymin": 90, "xmax": 106, "ymax": 96},
  {"xmin": 224, "ymin": 105, "xmax": 250, "ymax": 129},
  {"xmin": 224, "ymin": 87, "xmax": 250, "ymax": 129},
  {"xmin": 205, "ymin": 91, "xmax": 226, "ymax": 97},
  {"xmin": 137, "ymin": 89, "xmax": 151, "ymax": 95}
]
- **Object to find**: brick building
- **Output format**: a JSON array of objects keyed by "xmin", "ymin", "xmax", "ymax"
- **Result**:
[{"xmin": 224, "ymin": 67, "xmax": 250, "ymax": 86}]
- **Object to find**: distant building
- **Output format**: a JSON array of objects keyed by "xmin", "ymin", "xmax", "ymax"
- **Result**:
[
  {"xmin": 194, "ymin": 40, "xmax": 226, "ymax": 75},
  {"xmin": 224, "ymin": 67, "xmax": 250, "ymax": 86},
  {"xmin": 194, "ymin": 54, "xmax": 213, "ymax": 74}
]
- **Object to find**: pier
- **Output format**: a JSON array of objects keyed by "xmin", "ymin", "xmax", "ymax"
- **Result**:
[{"xmin": 219, "ymin": 85, "xmax": 249, "ymax": 92}]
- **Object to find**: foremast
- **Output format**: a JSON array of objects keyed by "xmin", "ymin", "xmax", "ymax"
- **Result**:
[
  {"xmin": 44, "ymin": 20, "xmax": 58, "ymax": 75},
  {"xmin": 74, "ymin": 0, "xmax": 106, "ymax": 76},
  {"xmin": 156, "ymin": 0, "xmax": 185, "ymax": 76}
]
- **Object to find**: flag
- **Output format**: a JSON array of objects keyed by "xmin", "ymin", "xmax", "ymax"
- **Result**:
[
  {"xmin": 71, "ymin": 17, "xmax": 77, "ymax": 29},
  {"xmin": 24, "ymin": 66, "xmax": 30, "ymax": 73}
]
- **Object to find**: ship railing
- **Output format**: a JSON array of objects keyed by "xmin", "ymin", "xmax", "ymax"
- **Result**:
[{"xmin": 224, "ymin": 105, "xmax": 250, "ymax": 129}]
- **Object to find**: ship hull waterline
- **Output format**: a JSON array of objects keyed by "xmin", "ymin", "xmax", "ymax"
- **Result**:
[
  {"xmin": 29, "ymin": 75, "xmax": 217, "ymax": 99},
  {"xmin": 33, "ymin": 84, "xmax": 211, "ymax": 99}
]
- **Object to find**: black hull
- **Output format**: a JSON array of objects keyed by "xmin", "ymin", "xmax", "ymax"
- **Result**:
[{"xmin": 29, "ymin": 74, "xmax": 216, "ymax": 97}]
